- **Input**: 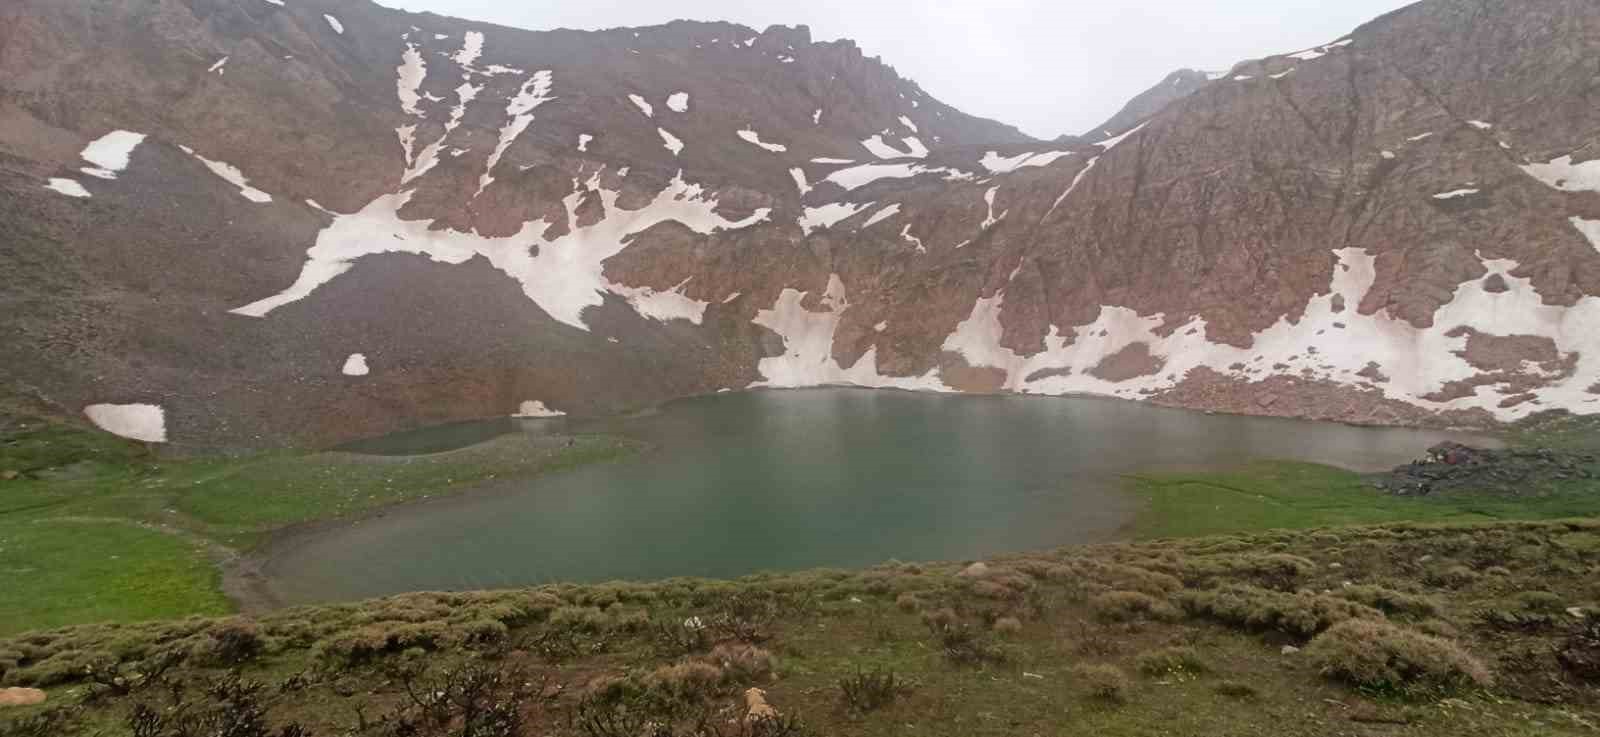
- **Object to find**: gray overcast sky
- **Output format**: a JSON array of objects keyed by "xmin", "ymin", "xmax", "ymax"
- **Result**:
[{"xmin": 379, "ymin": 0, "xmax": 1414, "ymax": 140}]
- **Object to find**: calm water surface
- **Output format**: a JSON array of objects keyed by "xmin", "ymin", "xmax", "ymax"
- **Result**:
[{"xmin": 259, "ymin": 389, "xmax": 1481, "ymax": 605}]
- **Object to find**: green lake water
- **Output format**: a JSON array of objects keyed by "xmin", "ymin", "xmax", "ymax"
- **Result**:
[{"xmin": 259, "ymin": 389, "xmax": 1480, "ymax": 605}]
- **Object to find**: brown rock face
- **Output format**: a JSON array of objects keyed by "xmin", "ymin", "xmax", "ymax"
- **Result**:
[{"xmin": 2, "ymin": 0, "xmax": 1599, "ymax": 447}]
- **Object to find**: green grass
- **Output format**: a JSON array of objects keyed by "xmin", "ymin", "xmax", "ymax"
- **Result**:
[
  {"xmin": 0, "ymin": 416, "xmax": 639, "ymax": 635},
  {"xmin": 1122, "ymin": 460, "xmax": 1600, "ymax": 540},
  {"xmin": 0, "ymin": 518, "xmax": 231, "ymax": 634}
]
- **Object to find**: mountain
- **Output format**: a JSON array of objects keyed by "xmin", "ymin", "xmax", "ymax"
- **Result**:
[
  {"xmin": 3, "ymin": 0, "xmax": 1599, "ymax": 448},
  {"xmin": 1074, "ymin": 68, "xmax": 1215, "ymax": 142}
]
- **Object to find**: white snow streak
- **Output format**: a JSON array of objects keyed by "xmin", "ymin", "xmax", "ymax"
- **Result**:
[
  {"xmin": 659, "ymin": 128, "xmax": 683, "ymax": 156},
  {"xmin": 184, "ymin": 147, "xmax": 273, "ymax": 202},
  {"xmin": 80, "ymin": 131, "xmax": 146, "ymax": 177},
  {"xmin": 479, "ymin": 70, "xmax": 555, "ymax": 195},
  {"xmin": 45, "ymin": 178, "xmax": 91, "ymax": 198},
  {"xmin": 342, "ymin": 353, "xmax": 369, "ymax": 376},
  {"xmin": 737, "ymin": 128, "xmax": 787, "ymax": 152},
  {"xmin": 324, "ymin": 14, "xmax": 344, "ymax": 34},
  {"xmin": 1520, "ymin": 155, "xmax": 1600, "ymax": 193},
  {"xmin": 629, "ymin": 94, "xmax": 654, "ymax": 117},
  {"xmin": 666, "ymin": 92, "xmax": 689, "ymax": 112},
  {"xmin": 861, "ymin": 203, "xmax": 901, "ymax": 228}
]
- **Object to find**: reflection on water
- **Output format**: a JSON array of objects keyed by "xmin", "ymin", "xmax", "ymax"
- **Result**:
[{"xmin": 264, "ymin": 389, "xmax": 1481, "ymax": 605}]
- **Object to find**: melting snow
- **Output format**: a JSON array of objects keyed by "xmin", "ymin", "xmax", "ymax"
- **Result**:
[
  {"xmin": 861, "ymin": 135, "xmax": 927, "ymax": 159},
  {"xmin": 612, "ymin": 277, "xmax": 708, "ymax": 324},
  {"xmin": 1571, "ymin": 218, "xmax": 1600, "ymax": 254},
  {"xmin": 659, "ymin": 128, "xmax": 683, "ymax": 156},
  {"xmin": 799, "ymin": 202, "xmax": 870, "ymax": 234},
  {"xmin": 1432, "ymin": 188, "xmax": 1480, "ymax": 199},
  {"xmin": 259, "ymin": 0, "xmax": 284, "ymax": 6},
  {"xmin": 514, "ymin": 401, "xmax": 565, "ymax": 418},
  {"xmin": 666, "ymin": 92, "xmax": 689, "ymax": 113},
  {"xmin": 1094, "ymin": 122, "xmax": 1146, "ymax": 151},
  {"xmin": 751, "ymin": 274, "xmax": 946, "ymax": 391},
  {"xmin": 824, "ymin": 162, "xmax": 972, "ymax": 190},
  {"xmin": 84, "ymin": 403, "xmax": 166, "ymax": 442},
  {"xmin": 861, "ymin": 203, "xmax": 901, "ymax": 228},
  {"xmin": 578, "ymin": 133, "xmax": 593, "ymax": 152},
  {"xmin": 1269, "ymin": 68, "xmax": 1295, "ymax": 79},
  {"xmin": 1045, "ymin": 156, "xmax": 1099, "ymax": 218},
  {"xmin": 231, "ymin": 172, "xmax": 768, "ymax": 330},
  {"xmin": 980, "ymin": 186, "xmax": 1007, "ymax": 229},
  {"xmin": 324, "ymin": 14, "xmax": 344, "ymax": 34},
  {"xmin": 1381, "ymin": 150, "xmax": 1396, "ymax": 159},
  {"xmin": 183, "ymin": 147, "xmax": 273, "ymax": 202},
  {"xmin": 1468, "ymin": 120, "xmax": 1493, "ymax": 130},
  {"xmin": 1519, "ymin": 155, "xmax": 1600, "ymax": 193},
  {"xmin": 452, "ymin": 31, "xmax": 484, "ymax": 70},
  {"xmin": 789, "ymin": 167, "xmax": 812, "ymax": 196},
  {"xmin": 737, "ymin": 128, "xmax": 787, "ymax": 152},
  {"xmin": 208, "ymin": 56, "xmax": 229, "ymax": 74},
  {"xmin": 898, "ymin": 115, "xmax": 918, "ymax": 133},
  {"xmin": 629, "ymin": 94, "xmax": 654, "ymax": 117},
  {"xmin": 45, "ymin": 178, "xmax": 90, "ymax": 198},
  {"xmin": 479, "ymin": 70, "xmax": 555, "ymax": 195},
  {"xmin": 813, "ymin": 109, "xmax": 822, "ymax": 125},
  {"xmin": 396, "ymin": 44, "xmax": 427, "ymax": 116},
  {"xmin": 899, "ymin": 224, "xmax": 926, "ymax": 253},
  {"xmin": 342, "ymin": 353, "xmax": 369, "ymax": 376},
  {"xmin": 810, "ymin": 157, "xmax": 854, "ymax": 164},
  {"xmin": 80, "ymin": 130, "xmax": 146, "ymax": 177},
  {"xmin": 979, "ymin": 150, "xmax": 1073, "ymax": 174},
  {"xmin": 723, "ymin": 292, "xmax": 741, "ymax": 303},
  {"xmin": 1406, "ymin": 132, "xmax": 1434, "ymax": 142}
]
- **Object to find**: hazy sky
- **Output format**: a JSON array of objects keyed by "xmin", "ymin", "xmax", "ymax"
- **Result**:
[{"xmin": 379, "ymin": 0, "xmax": 1414, "ymax": 139}]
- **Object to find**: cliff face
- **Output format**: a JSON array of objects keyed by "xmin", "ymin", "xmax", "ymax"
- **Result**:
[{"xmin": 3, "ymin": 0, "xmax": 1599, "ymax": 447}]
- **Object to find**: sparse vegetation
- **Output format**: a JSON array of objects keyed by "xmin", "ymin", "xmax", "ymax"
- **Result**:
[{"xmin": 1306, "ymin": 619, "xmax": 1494, "ymax": 695}]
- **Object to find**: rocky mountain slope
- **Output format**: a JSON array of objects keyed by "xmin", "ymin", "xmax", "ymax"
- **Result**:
[{"xmin": 3, "ymin": 0, "xmax": 1599, "ymax": 448}]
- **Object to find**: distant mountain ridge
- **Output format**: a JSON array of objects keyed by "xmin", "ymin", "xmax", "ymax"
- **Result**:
[{"xmin": 2, "ymin": 0, "xmax": 1599, "ymax": 447}]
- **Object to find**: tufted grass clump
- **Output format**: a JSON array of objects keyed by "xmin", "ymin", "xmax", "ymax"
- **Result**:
[{"xmin": 1307, "ymin": 619, "xmax": 1492, "ymax": 695}]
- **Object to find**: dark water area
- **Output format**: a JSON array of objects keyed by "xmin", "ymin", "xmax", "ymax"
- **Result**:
[{"xmin": 260, "ymin": 389, "xmax": 1484, "ymax": 605}]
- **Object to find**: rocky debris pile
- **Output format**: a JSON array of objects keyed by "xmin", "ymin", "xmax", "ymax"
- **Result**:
[{"xmin": 1375, "ymin": 442, "xmax": 1596, "ymax": 496}]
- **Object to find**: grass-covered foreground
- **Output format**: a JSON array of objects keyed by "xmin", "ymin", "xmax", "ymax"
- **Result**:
[
  {"xmin": 3, "ymin": 519, "xmax": 1599, "ymax": 735},
  {"xmin": 0, "ymin": 414, "xmax": 636, "ymax": 635}
]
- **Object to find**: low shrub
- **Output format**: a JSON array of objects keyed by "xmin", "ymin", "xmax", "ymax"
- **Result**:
[
  {"xmin": 1134, "ymin": 646, "xmax": 1208, "ymax": 677},
  {"xmin": 1307, "ymin": 619, "xmax": 1492, "ymax": 694},
  {"xmin": 991, "ymin": 617, "xmax": 1023, "ymax": 637},
  {"xmin": 646, "ymin": 661, "xmax": 725, "ymax": 703},
  {"xmin": 1178, "ymin": 585, "xmax": 1380, "ymax": 638},
  {"xmin": 1089, "ymin": 591, "xmax": 1180, "ymax": 623},
  {"xmin": 838, "ymin": 667, "xmax": 912, "ymax": 713},
  {"xmin": 1072, "ymin": 664, "xmax": 1131, "ymax": 703},
  {"xmin": 895, "ymin": 593, "xmax": 920, "ymax": 613},
  {"xmin": 706, "ymin": 643, "xmax": 774, "ymax": 683},
  {"xmin": 1213, "ymin": 680, "xmax": 1258, "ymax": 699},
  {"xmin": 1334, "ymin": 585, "xmax": 1440, "ymax": 619}
]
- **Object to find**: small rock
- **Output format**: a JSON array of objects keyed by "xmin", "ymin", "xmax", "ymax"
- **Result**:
[
  {"xmin": 1022, "ymin": 672, "xmax": 1045, "ymax": 679},
  {"xmin": 1417, "ymin": 555, "xmax": 1433, "ymax": 564},
  {"xmin": 958, "ymin": 562, "xmax": 990, "ymax": 578},
  {"xmin": 0, "ymin": 687, "xmax": 47, "ymax": 707},
  {"xmin": 1281, "ymin": 645, "xmax": 1301, "ymax": 655},
  {"xmin": 1568, "ymin": 607, "xmax": 1587, "ymax": 619},
  {"xmin": 0, "ymin": 470, "xmax": 17, "ymax": 481},
  {"xmin": 1328, "ymin": 562, "xmax": 1342, "ymax": 569}
]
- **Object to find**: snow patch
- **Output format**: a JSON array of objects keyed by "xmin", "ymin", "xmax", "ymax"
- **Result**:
[
  {"xmin": 45, "ymin": 178, "xmax": 90, "ymax": 198},
  {"xmin": 666, "ymin": 91, "xmax": 689, "ymax": 113},
  {"xmin": 659, "ymin": 128, "xmax": 683, "ymax": 156},
  {"xmin": 208, "ymin": 56, "xmax": 229, "ymax": 74},
  {"xmin": 737, "ymin": 128, "xmax": 787, "ymax": 152},
  {"xmin": 824, "ymin": 162, "xmax": 972, "ymax": 191},
  {"xmin": 629, "ymin": 94, "xmax": 653, "ymax": 117},
  {"xmin": 751, "ymin": 275, "xmax": 947, "ymax": 391},
  {"xmin": 898, "ymin": 115, "xmax": 918, "ymax": 133},
  {"xmin": 479, "ymin": 70, "xmax": 555, "ymax": 195},
  {"xmin": 899, "ymin": 224, "xmax": 926, "ymax": 253},
  {"xmin": 979, "ymin": 150, "xmax": 1073, "ymax": 174},
  {"xmin": 231, "ymin": 173, "xmax": 768, "ymax": 330},
  {"xmin": 1467, "ymin": 120, "xmax": 1493, "ymax": 130},
  {"xmin": 1571, "ymin": 217, "xmax": 1600, "ymax": 254},
  {"xmin": 861, "ymin": 203, "xmax": 901, "ymax": 229},
  {"xmin": 980, "ymin": 186, "xmax": 1007, "ymax": 229},
  {"xmin": 1432, "ymin": 188, "xmax": 1479, "ymax": 200},
  {"xmin": 789, "ymin": 167, "xmax": 812, "ymax": 196},
  {"xmin": 80, "ymin": 130, "xmax": 146, "ymax": 177},
  {"xmin": 810, "ymin": 157, "xmax": 854, "ymax": 164},
  {"xmin": 812, "ymin": 109, "xmax": 822, "ymax": 125},
  {"xmin": 1519, "ymin": 155, "xmax": 1600, "ymax": 193},
  {"xmin": 1093, "ymin": 122, "xmax": 1146, "ymax": 151},
  {"xmin": 186, "ymin": 149, "xmax": 273, "ymax": 203},
  {"xmin": 324, "ymin": 14, "xmax": 344, "ymax": 34},
  {"xmin": 84, "ymin": 403, "xmax": 166, "ymax": 442},
  {"xmin": 861, "ymin": 135, "xmax": 927, "ymax": 159},
  {"xmin": 578, "ymin": 133, "xmax": 593, "ymax": 152},
  {"xmin": 342, "ymin": 353, "xmax": 369, "ymax": 376},
  {"xmin": 799, "ymin": 202, "xmax": 870, "ymax": 234},
  {"xmin": 514, "ymin": 401, "xmax": 565, "ymax": 418}
]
